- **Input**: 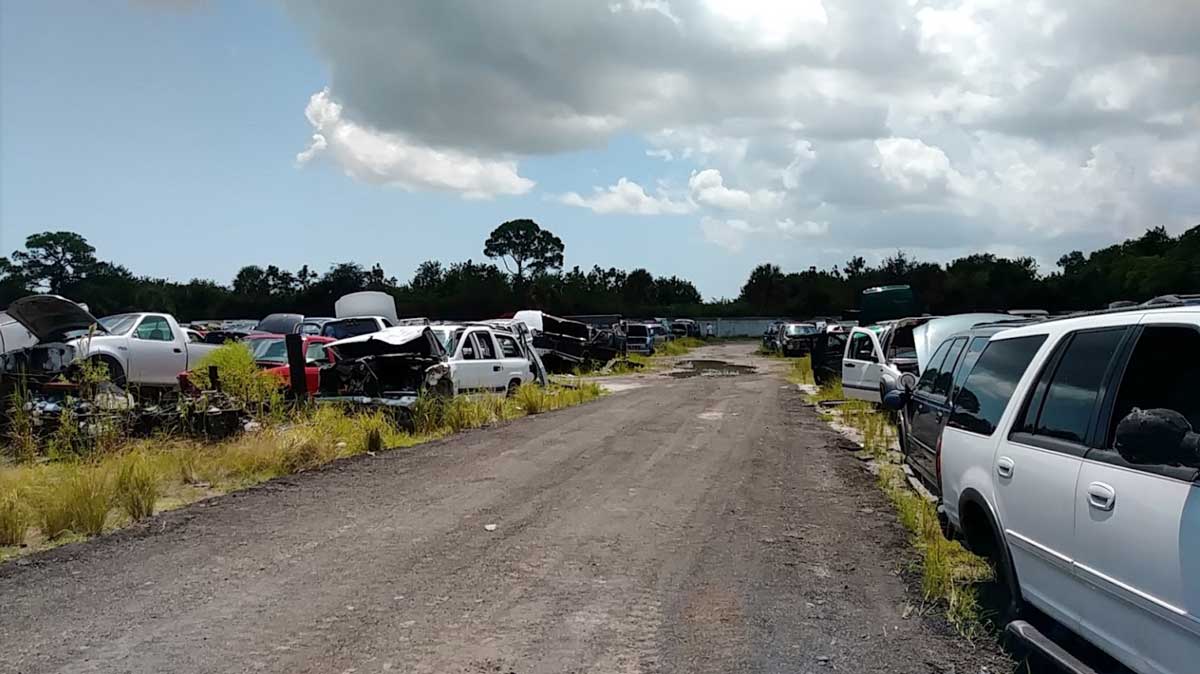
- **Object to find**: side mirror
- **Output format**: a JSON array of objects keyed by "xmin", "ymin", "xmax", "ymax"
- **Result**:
[
  {"xmin": 1115, "ymin": 408, "xmax": 1200, "ymax": 467},
  {"xmin": 881, "ymin": 389, "xmax": 908, "ymax": 411}
]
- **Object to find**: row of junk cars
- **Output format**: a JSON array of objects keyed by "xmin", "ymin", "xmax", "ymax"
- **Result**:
[
  {"xmin": 0, "ymin": 291, "xmax": 701, "ymax": 434},
  {"xmin": 814, "ymin": 291, "xmax": 1200, "ymax": 674}
]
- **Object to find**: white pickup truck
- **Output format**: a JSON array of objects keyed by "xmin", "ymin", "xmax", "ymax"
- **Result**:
[{"xmin": 0, "ymin": 295, "xmax": 220, "ymax": 388}]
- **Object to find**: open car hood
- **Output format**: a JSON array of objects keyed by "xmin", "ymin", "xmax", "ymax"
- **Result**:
[
  {"xmin": 5, "ymin": 294, "xmax": 105, "ymax": 342},
  {"xmin": 912, "ymin": 313, "xmax": 1016, "ymax": 372},
  {"xmin": 327, "ymin": 325, "xmax": 446, "ymax": 360}
]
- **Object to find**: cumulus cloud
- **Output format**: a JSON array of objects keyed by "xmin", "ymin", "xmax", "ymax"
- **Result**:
[
  {"xmin": 286, "ymin": 0, "xmax": 1200, "ymax": 256},
  {"xmin": 295, "ymin": 89, "xmax": 534, "ymax": 199},
  {"xmin": 688, "ymin": 169, "xmax": 783, "ymax": 211},
  {"xmin": 558, "ymin": 178, "xmax": 693, "ymax": 215}
]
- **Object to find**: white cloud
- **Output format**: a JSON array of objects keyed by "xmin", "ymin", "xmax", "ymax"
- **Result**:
[
  {"xmin": 296, "ymin": 89, "xmax": 534, "ymax": 199},
  {"xmin": 688, "ymin": 169, "xmax": 784, "ymax": 211},
  {"xmin": 558, "ymin": 177, "xmax": 694, "ymax": 215},
  {"xmin": 700, "ymin": 217, "xmax": 757, "ymax": 252},
  {"xmin": 776, "ymin": 218, "xmax": 829, "ymax": 237},
  {"xmin": 286, "ymin": 1, "xmax": 1200, "ymax": 256}
]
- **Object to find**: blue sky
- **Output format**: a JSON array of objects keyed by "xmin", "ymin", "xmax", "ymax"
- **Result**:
[{"xmin": 3, "ymin": 1, "xmax": 1198, "ymax": 299}]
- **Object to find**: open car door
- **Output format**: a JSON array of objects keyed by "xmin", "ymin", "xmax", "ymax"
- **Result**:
[{"xmin": 842, "ymin": 327, "xmax": 885, "ymax": 402}]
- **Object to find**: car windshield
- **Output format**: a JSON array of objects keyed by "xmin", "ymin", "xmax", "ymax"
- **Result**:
[
  {"xmin": 304, "ymin": 342, "xmax": 329, "ymax": 364},
  {"xmin": 627, "ymin": 325, "xmax": 648, "ymax": 337},
  {"xmin": 785, "ymin": 324, "xmax": 815, "ymax": 335},
  {"xmin": 246, "ymin": 337, "xmax": 288, "ymax": 364},
  {"xmin": 98, "ymin": 314, "xmax": 139, "ymax": 335}
]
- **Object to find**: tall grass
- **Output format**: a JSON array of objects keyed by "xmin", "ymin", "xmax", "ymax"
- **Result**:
[
  {"xmin": 0, "ymin": 489, "xmax": 29, "ymax": 546},
  {"xmin": 825, "ymin": 396, "xmax": 991, "ymax": 635},
  {"xmin": 114, "ymin": 451, "xmax": 162, "ymax": 520},
  {"xmin": 1, "ymin": 381, "xmax": 604, "ymax": 558},
  {"xmin": 787, "ymin": 356, "xmax": 815, "ymax": 385},
  {"xmin": 655, "ymin": 336, "xmax": 705, "ymax": 357}
]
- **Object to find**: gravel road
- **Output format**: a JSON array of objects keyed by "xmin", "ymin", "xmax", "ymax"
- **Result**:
[{"xmin": 0, "ymin": 342, "xmax": 1009, "ymax": 674}]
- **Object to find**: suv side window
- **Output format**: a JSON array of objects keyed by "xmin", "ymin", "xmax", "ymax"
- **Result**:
[
  {"xmin": 951, "ymin": 337, "xmax": 989, "ymax": 399},
  {"xmin": 916, "ymin": 340, "xmax": 954, "ymax": 396},
  {"xmin": 495, "ymin": 334, "xmax": 520, "ymax": 358},
  {"xmin": 1016, "ymin": 328, "xmax": 1126, "ymax": 446},
  {"xmin": 948, "ymin": 335, "xmax": 1046, "ymax": 436},
  {"xmin": 473, "ymin": 332, "xmax": 497, "ymax": 360},
  {"xmin": 1107, "ymin": 325, "xmax": 1200, "ymax": 451},
  {"xmin": 932, "ymin": 338, "xmax": 968, "ymax": 399},
  {"xmin": 849, "ymin": 332, "xmax": 876, "ymax": 361}
]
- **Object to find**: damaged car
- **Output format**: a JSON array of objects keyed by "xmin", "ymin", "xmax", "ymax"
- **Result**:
[
  {"xmin": 318, "ymin": 325, "xmax": 452, "ymax": 407},
  {"xmin": 509, "ymin": 310, "xmax": 622, "ymax": 372},
  {"xmin": 0, "ymin": 295, "xmax": 222, "ymax": 391}
]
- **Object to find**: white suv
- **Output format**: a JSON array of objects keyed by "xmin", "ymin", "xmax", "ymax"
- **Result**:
[{"xmin": 939, "ymin": 305, "xmax": 1200, "ymax": 674}]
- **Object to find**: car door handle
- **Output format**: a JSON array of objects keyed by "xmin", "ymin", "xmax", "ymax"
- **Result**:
[
  {"xmin": 173, "ymin": 348, "xmax": 182, "ymax": 353},
  {"xmin": 845, "ymin": 363, "xmax": 857, "ymax": 368},
  {"xmin": 1087, "ymin": 482, "xmax": 1116, "ymax": 511},
  {"xmin": 996, "ymin": 456, "xmax": 1014, "ymax": 478},
  {"xmin": 493, "ymin": 365, "xmax": 502, "ymax": 372}
]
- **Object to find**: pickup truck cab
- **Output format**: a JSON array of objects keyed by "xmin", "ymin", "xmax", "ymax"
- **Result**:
[
  {"xmin": 429, "ymin": 324, "xmax": 536, "ymax": 395},
  {"xmin": 842, "ymin": 317, "xmax": 935, "ymax": 402},
  {"xmin": 0, "ymin": 295, "xmax": 220, "ymax": 388},
  {"xmin": 936, "ymin": 301, "xmax": 1200, "ymax": 674}
]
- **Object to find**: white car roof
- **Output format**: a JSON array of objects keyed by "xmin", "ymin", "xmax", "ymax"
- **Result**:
[{"xmin": 991, "ymin": 306, "xmax": 1200, "ymax": 341}]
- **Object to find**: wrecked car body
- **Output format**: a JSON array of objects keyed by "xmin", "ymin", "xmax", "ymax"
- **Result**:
[
  {"xmin": 319, "ymin": 326, "xmax": 451, "ymax": 408},
  {"xmin": 510, "ymin": 310, "xmax": 622, "ymax": 372}
]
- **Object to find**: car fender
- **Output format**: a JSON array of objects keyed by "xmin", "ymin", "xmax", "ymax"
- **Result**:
[{"xmin": 72, "ymin": 336, "xmax": 129, "ymax": 371}]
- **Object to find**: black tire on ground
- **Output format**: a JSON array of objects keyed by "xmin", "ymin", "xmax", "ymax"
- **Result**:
[
  {"xmin": 963, "ymin": 503, "xmax": 1024, "ymax": 624},
  {"xmin": 507, "ymin": 380, "xmax": 521, "ymax": 397}
]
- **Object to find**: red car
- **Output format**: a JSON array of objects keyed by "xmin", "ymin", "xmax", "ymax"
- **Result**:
[{"xmin": 243, "ymin": 334, "xmax": 336, "ymax": 394}]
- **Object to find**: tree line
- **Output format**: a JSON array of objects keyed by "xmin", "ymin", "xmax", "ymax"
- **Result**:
[{"xmin": 1, "ymin": 219, "xmax": 1196, "ymax": 321}]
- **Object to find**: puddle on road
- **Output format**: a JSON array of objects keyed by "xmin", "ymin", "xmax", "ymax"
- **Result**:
[{"xmin": 669, "ymin": 359, "xmax": 756, "ymax": 378}]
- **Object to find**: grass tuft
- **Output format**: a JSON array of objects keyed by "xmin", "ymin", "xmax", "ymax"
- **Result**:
[
  {"xmin": 0, "ymin": 489, "xmax": 30, "ymax": 546},
  {"xmin": 786, "ymin": 356, "xmax": 815, "ymax": 385},
  {"xmin": 114, "ymin": 451, "xmax": 162, "ymax": 521}
]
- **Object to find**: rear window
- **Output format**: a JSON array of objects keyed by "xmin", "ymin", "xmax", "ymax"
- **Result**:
[
  {"xmin": 321, "ymin": 318, "xmax": 380, "ymax": 340},
  {"xmin": 948, "ymin": 335, "xmax": 1046, "ymax": 436},
  {"xmin": 627, "ymin": 325, "xmax": 648, "ymax": 337}
]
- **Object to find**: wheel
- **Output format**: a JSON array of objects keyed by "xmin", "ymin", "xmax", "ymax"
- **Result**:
[
  {"xmin": 87, "ymin": 356, "xmax": 126, "ymax": 387},
  {"xmin": 506, "ymin": 380, "xmax": 521, "ymax": 397},
  {"xmin": 962, "ymin": 502, "xmax": 1024, "ymax": 623}
]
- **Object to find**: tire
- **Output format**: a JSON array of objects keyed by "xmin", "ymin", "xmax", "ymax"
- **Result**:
[
  {"xmin": 506, "ymin": 380, "xmax": 521, "ymax": 397},
  {"xmin": 91, "ymin": 356, "xmax": 126, "ymax": 387},
  {"xmin": 962, "ymin": 500, "xmax": 1024, "ymax": 623}
]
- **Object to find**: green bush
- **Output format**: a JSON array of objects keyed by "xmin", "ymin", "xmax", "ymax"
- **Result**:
[{"xmin": 189, "ymin": 343, "xmax": 283, "ymax": 413}]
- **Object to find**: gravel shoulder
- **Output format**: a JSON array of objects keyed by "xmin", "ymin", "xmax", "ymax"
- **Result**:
[{"xmin": 0, "ymin": 343, "xmax": 1009, "ymax": 673}]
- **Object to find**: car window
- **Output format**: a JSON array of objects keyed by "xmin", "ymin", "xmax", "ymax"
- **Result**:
[
  {"xmin": 849, "ymin": 332, "xmax": 876, "ymax": 361},
  {"xmin": 299, "ymin": 323, "xmax": 322, "ymax": 335},
  {"xmin": 951, "ymin": 337, "xmax": 990, "ymax": 398},
  {"xmin": 305, "ymin": 342, "xmax": 330, "ymax": 364},
  {"xmin": 186, "ymin": 330, "xmax": 204, "ymax": 343},
  {"xmin": 495, "ymin": 334, "xmax": 520, "ymax": 358},
  {"xmin": 134, "ymin": 316, "xmax": 173, "ymax": 341},
  {"xmin": 473, "ymin": 332, "xmax": 497, "ymax": 359},
  {"xmin": 1108, "ymin": 326, "xmax": 1200, "ymax": 446},
  {"xmin": 916, "ymin": 340, "xmax": 954, "ymax": 395},
  {"xmin": 321, "ymin": 318, "xmax": 379, "ymax": 340},
  {"xmin": 948, "ymin": 335, "xmax": 1046, "ymax": 436},
  {"xmin": 932, "ymin": 338, "xmax": 968, "ymax": 399},
  {"xmin": 460, "ymin": 336, "xmax": 477, "ymax": 360},
  {"xmin": 1020, "ymin": 328, "xmax": 1126, "ymax": 445}
]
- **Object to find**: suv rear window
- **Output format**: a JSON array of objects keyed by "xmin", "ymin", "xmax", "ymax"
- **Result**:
[{"xmin": 948, "ymin": 335, "xmax": 1046, "ymax": 436}]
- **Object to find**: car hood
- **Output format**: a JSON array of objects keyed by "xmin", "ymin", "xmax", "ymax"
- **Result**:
[
  {"xmin": 912, "ymin": 313, "xmax": 1015, "ymax": 371},
  {"xmin": 5, "ymin": 294, "xmax": 105, "ymax": 342},
  {"xmin": 327, "ymin": 325, "xmax": 446, "ymax": 360}
]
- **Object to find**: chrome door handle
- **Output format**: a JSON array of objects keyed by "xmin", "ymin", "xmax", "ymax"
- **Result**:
[
  {"xmin": 1087, "ymin": 482, "xmax": 1116, "ymax": 511},
  {"xmin": 996, "ymin": 456, "xmax": 1015, "ymax": 478}
]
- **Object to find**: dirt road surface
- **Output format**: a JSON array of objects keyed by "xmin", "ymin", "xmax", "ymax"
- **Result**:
[{"xmin": 0, "ymin": 343, "xmax": 1009, "ymax": 673}]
